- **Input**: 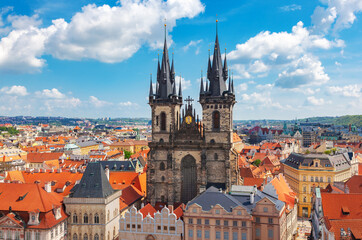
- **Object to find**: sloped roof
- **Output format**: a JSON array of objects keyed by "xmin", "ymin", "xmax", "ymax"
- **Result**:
[
  {"xmin": 139, "ymin": 203, "xmax": 157, "ymax": 218},
  {"xmin": 321, "ymin": 193, "xmax": 362, "ymax": 220},
  {"xmin": 0, "ymin": 183, "xmax": 63, "ymax": 212},
  {"xmin": 70, "ymin": 162, "xmax": 115, "ymax": 198},
  {"xmin": 27, "ymin": 152, "xmax": 63, "ymax": 163}
]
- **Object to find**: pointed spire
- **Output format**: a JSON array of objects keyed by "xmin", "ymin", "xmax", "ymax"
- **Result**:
[
  {"xmin": 205, "ymin": 80, "xmax": 209, "ymax": 92},
  {"xmin": 155, "ymin": 22, "xmax": 173, "ymax": 99},
  {"xmin": 223, "ymin": 48, "xmax": 228, "ymax": 81},
  {"xmin": 228, "ymin": 74, "xmax": 231, "ymax": 93},
  {"xmin": 178, "ymin": 75, "xmax": 182, "ymax": 98},
  {"xmin": 200, "ymin": 70, "xmax": 204, "ymax": 94},
  {"xmin": 149, "ymin": 74, "xmax": 153, "ymax": 97},
  {"xmin": 170, "ymin": 53, "xmax": 175, "ymax": 84},
  {"xmin": 172, "ymin": 82, "xmax": 176, "ymax": 96},
  {"xmin": 207, "ymin": 49, "xmax": 211, "ymax": 80},
  {"xmin": 206, "ymin": 19, "xmax": 227, "ymax": 97}
]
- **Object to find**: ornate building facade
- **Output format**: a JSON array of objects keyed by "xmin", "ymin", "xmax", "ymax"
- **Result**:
[{"xmin": 147, "ymin": 25, "xmax": 240, "ymax": 205}]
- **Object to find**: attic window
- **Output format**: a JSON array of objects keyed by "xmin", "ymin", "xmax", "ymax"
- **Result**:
[
  {"xmin": 341, "ymin": 206, "xmax": 350, "ymax": 215},
  {"xmin": 17, "ymin": 192, "xmax": 28, "ymax": 201}
]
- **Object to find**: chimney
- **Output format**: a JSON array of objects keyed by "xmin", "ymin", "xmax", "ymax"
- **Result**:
[
  {"xmin": 105, "ymin": 165, "xmax": 110, "ymax": 180},
  {"xmin": 250, "ymin": 191, "xmax": 255, "ymax": 204},
  {"xmin": 260, "ymin": 183, "xmax": 264, "ymax": 191},
  {"xmin": 44, "ymin": 182, "xmax": 51, "ymax": 193},
  {"xmin": 168, "ymin": 205, "xmax": 174, "ymax": 213}
]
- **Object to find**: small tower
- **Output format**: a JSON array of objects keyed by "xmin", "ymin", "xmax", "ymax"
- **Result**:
[
  {"xmin": 199, "ymin": 20, "xmax": 237, "ymax": 191},
  {"xmin": 148, "ymin": 24, "xmax": 182, "ymax": 205},
  {"xmin": 148, "ymin": 24, "xmax": 182, "ymax": 143}
]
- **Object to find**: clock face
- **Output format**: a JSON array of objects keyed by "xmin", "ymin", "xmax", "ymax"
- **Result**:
[{"xmin": 185, "ymin": 116, "xmax": 192, "ymax": 124}]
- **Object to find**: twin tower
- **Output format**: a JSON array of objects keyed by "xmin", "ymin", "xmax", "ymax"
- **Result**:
[{"xmin": 147, "ymin": 24, "xmax": 239, "ymax": 205}]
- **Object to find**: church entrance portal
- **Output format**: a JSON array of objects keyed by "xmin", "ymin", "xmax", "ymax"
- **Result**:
[{"xmin": 181, "ymin": 155, "xmax": 197, "ymax": 203}]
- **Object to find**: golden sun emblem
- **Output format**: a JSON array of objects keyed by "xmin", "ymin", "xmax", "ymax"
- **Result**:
[{"xmin": 185, "ymin": 116, "xmax": 192, "ymax": 124}]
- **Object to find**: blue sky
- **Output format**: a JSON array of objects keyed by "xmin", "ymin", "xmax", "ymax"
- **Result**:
[{"xmin": 0, "ymin": 0, "xmax": 361, "ymax": 119}]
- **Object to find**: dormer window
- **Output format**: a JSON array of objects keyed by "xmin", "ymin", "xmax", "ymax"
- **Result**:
[{"xmin": 28, "ymin": 211, "xmax": 40, "ymax": 225}]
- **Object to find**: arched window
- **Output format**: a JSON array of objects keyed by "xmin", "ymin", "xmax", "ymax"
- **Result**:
[
  {"xmin": 73, "ymin": 234, "xmax": 78, "ymax": 240},
  {"xmin": 212, "ymin": 111, "xmax": 220, "ymax": 130},
  {"xmin": 160, "ymin": 162, "xmax": 165, "ymax": 171},
  {"xmin": 107, "ymin": 210, "xmax": 110, "ymax": 222},
  {"xmin": 303, "ymin": 197, "xmax": 306, "ymax": 203},
  {"xmin": 73, "ymin": 214, "xmax": 78, "ymax": 223},
  {"xmin": 160, "ymin": 112, "xmax": 166, "ymax": 131},
  {"xmin": 113, "ymin": 227, "xmax": 116, "ymax": 237},
  {"xmin": 94, "ymin": 234, "xmax": 99, "ymax": 240},
  {"xmin": 83, "ymin": 234, "xmax": 88, "ymax": 240},
  {"xmin": 94, "ymin": 214, "xmax": 99, "ymax": 224},
  {"xmin": 214, "ymin": 153, "xmax": 218, "ymax": 160},
  {"xmin": 161, "ymin": 176, "xmax": 165, "ymax": 182},
  {"xmin": 83, "ymin": 213, "xmax": 88, "ymax": 224}
]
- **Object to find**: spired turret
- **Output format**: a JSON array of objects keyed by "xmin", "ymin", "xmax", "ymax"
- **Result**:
[
  {"xmin": 201, "ymin": 20, "xmax": 234, "ymax": 100},
  {"xmin": 149, "ymin": 24, "xmax": 182, "ymax": 104}
]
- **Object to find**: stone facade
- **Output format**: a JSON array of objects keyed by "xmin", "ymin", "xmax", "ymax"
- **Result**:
[
  {"xmin": 119, "ymin": 205, "xmax": 184, "ymax": 240},
  {"xmin": 147, "ymin": 28, "xmax": 240, "ymax": 205},
  {"xmin": 65, "ymin": 195, "xmax": 121, "ymax": 240}
]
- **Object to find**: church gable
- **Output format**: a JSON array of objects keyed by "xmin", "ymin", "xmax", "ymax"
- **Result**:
[{"xmin": 0, "ymin": 214, "xmax": 23, "ymax": 228}]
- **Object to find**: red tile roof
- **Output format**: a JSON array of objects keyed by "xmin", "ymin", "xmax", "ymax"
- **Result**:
[
  {"xmin": 0, "ymin": 183, "xmax": 63, "ymax": 212},
  {"xmin": 27, "ymin": 152, "xmax": 64, "ymax": 163},
  {"xmin": 139, "ymin": 203, "xmax": 157, "ymax": 218},
  {"xmin": 321, "ymin": 193, "xmax": 362, "ymax": 220}
]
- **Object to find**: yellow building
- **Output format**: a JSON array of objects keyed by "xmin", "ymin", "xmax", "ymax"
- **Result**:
[
  {"xmin": 281, "ymin": 152, "xmax": 351, "ymax": 217},
  {"xmin": 76, "ymin": 141, "xmax": 99, "ymax": 155}
]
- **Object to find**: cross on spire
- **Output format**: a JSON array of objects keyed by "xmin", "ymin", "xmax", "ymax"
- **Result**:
[{"xmin": 184, "ymin": 96, "xmax": 194, "ymax": 105}]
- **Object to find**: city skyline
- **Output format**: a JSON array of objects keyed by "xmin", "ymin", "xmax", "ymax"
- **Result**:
[{"xmin": 0, "ymin": 0, "xmax": 361, "ymax": 119}]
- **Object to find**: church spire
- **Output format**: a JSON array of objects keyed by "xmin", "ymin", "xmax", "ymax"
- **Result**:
[
  {"xmin": 200, "ymin": 70, "xmax": 204, "ymax": 95},
  {"xmin": 178, "ymin": 75, "xmax": 182, "ymax": 98},
  {"xmin": 156, "ymin": 23, "xmax": 173, "ymax": 100},
  {"xmin": 207, "ymin": 19, "xmax": 227, "ymax": 97},
  {"xmin": 149, "ymin": 74, "xmax": 153, "ymax": 97}
]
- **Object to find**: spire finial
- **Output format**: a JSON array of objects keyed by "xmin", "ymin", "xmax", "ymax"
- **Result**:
[
  {"xmin": 164, "ymin": 18, "xmax": 167, "ymax": 41},
  {"xmin": 216, "ymin": 14, "xmax": 218, "ymax": 35}
]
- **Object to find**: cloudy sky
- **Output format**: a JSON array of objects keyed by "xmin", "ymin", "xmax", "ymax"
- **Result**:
[{"xmin": 0, "ymin": 0, "xmax": 361, "ymax": 119}]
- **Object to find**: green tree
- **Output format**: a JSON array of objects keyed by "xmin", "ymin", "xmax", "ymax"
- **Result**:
[
  {"xmin": 324, "ymin": 150, "xmax": 331, "ymax": 155},
  {"xmin": 305, "ymin": 150, "xmax": 310, "ymax": 154},
  {"xmin": 252, "ymin": 159, "xmax": 261, "ymax": 167},
  {"xmin": 124, "ymin": 150, "xmax": 132, "ymax": 159}
]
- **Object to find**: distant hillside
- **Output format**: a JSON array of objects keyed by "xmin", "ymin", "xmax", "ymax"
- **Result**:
[{"xmin": 299, "ymin": 115, "xmax": 362, "ymax": 127}]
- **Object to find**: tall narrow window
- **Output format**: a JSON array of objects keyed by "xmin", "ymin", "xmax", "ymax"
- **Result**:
[
  {"xmin": 212, "ymin": 111, "xmax": 220, "ymax": 130},
  {"xmin": 94, "ymin": 214, "xmax": 99, "ymax": 224},
  {"xmin": 83, "ymin": 213, "xmax": 88, "ymax": 224},
  {"xmin": 73, "ymin": 214, "xmax": 78, "ymax": 223},
  {"xmin": 160, "ymin": 162, "xmax": 165, "ymax": 171},
  {"xmin": 160, "ymin": 112, "xmax": 166, "ymax": 131}
]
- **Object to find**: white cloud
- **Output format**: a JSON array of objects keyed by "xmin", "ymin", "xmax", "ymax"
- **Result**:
[
  {"xmin": 37, "ymin": 88, "xmax": 65, "ymax": 98},
  {"xmin": 248, "ymin": 60, "xmax": 269, "ymax": 73},
  {"xmin": 311, "ymin": 0, "xmax": 362, "ymax": 34},
  {"xmin": 280, "ymin": 4, "xmax": 302, "ymax": 12},
  {"xmin": 275, "ymin": 55, "xmax": 329, "ymax": 88},
  {"xmin": 89, "ymin": 96, "xmax": 112, "ymax": 107},
  {"xmin": 241, "ymin": 92, "xmax": 286, "ymax": 110},
  {"xmin": 119, "ymin": 101, "xmax": 138, "ymax": 107},
  {"xmin": 305, "ymin": 96, "xmax": 327, "ymax": 106},
  {"xmin": 175, "ymin": 76, "xmax": 191, "ymax": 90},
  {"xmin": 44, "ymin": 97, "xmax": 82, "ymax": 111},
  {"xmin": 327, "ymin": 84, "xmax": 361, "ymax": 97},
  {"xmin": 1, "ymin": 85, "xmax": 28, "ymax": 96},
  {"xmin": 231, "ymin": 64, "xmax": 251, "ymax": 79},
  {"xmin": 227, "ymin": 22, "xmax": 343, "ymax": 87},
  {"xmin": 0, "ymin": 0, "xmax": 205, "ymax": 72},
  {"xmin": 228, "ymin": 22, "xmax": 343, "ymax": 62},
  {"xmin": 256, "ymin": 83, "xmax": 274, "ymax": 90},
  {"xmin": 236, "ymin": 83, "xmax": 248, "ymax": 93},
  {"xmin": 182, "ymin": 39, "xmax": 202, "ymax": 54}
]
